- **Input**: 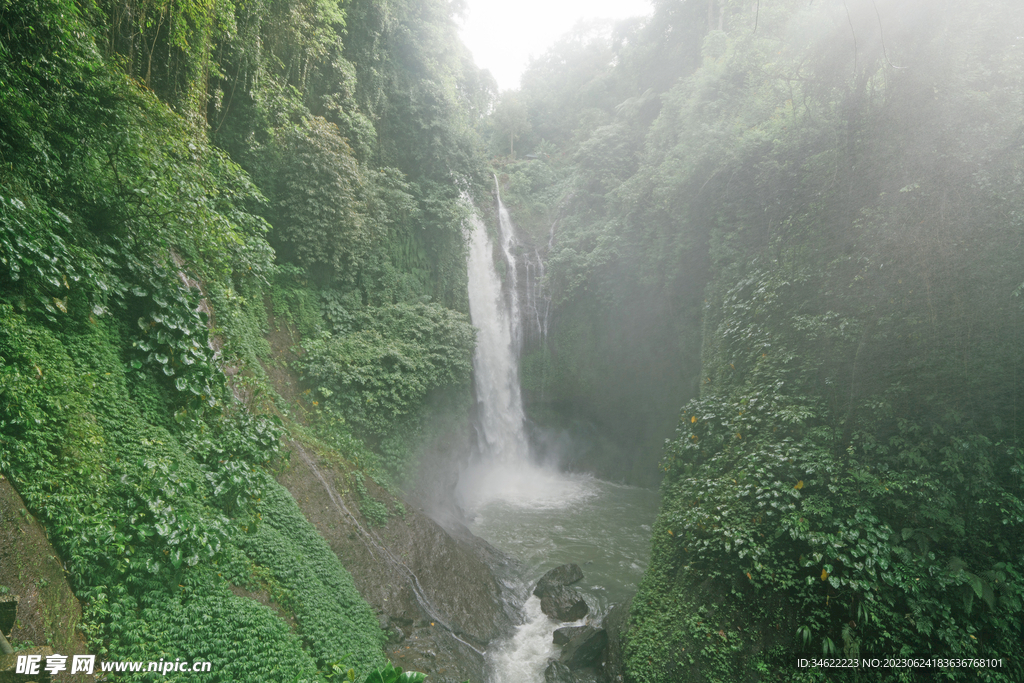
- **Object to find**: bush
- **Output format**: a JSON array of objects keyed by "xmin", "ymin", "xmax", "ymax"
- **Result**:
[{"xmin": 302, "ymin": 302, "xmax": 474, "ymax": 437}]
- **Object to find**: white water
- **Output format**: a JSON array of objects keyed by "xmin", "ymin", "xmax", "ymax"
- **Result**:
[
  {"xmin": 459, "ymin": 194, "xmax": 578, "ymax": 510},
  {"xmin": 459, "ymin": 194, "xmax": 657, "ymax": 682},
  {"xmin": 487, "ymin": 596, "xmax": 574, "ymax": 683},
  {"xmin": 473, "ymin": 479, "xmax": 658, "ymax": 683},
  {"xmin": 495, "ymin": 184, "xmax": 523, "ymax": 351},
  {"xmin": 462, "ymin": 209, "xmax": 530, "ymax": 472}
]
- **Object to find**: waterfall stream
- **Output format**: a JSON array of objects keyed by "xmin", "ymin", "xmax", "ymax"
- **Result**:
[
  {"xmin": 457, "ymin": 189, "xmax": 658, "ymax": 683},
  {"xmin": 462, "ymin": 204, "xmax": 529, "ymax": 469}
]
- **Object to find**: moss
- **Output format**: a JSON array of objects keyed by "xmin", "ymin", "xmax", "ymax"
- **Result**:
[{"xmin": 0, "ymin": 477, "xmax": 88, "ymax": 662}]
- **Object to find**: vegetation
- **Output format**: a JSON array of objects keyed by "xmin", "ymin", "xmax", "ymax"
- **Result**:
[
  {"xmin": 6, "ymin": 0, "xmax": 1023, "ymax": 680},
  {"xmin": 302, "ymin": 302, "xmax": 474, "ymax": 436},
  {"xmin": 493, "ymin": 0, "xmax": 1024, "ymax": 680},
  {"xmin": 1, "ymin": 0, "xmax": 488, "ymax": 679}
]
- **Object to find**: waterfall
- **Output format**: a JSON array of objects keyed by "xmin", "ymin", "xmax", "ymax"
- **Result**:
[
  {"xmin": 456, "ymin": 183, "xmax": 566, "ymax": 513},
  {"xmin": 523, "ymin": 249, "xmax": 550, "ymax": 347},
  {"xmin": 458, "ymin": 184, "xmax": 656, "ymax": 683},
  {"xmin": 464, "ymin": 208, "xmax": 530, "ymax": 467},
  {"xmin": 494, "ymin": 178, "xmax": 551, "ymax": 351},
  {"xmin": 495, "ymin": 183, "xmax": 523, "ymax": 352}
]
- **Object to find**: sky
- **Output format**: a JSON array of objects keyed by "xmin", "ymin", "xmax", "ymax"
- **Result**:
[{"xmin": 457, "ymin": 0, "xmax": 654, "ymax": 92}]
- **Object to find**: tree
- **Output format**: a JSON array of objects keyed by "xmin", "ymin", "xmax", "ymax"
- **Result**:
[
  {"xmin": 269, "ymin": 116, "xmax": 374, "ymax": 285},
  {"xmin": 491, "ymin": 92, "xmax": 530, "ymax": 158}
]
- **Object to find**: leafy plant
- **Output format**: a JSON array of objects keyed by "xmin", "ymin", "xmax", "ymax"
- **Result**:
[
  {"xmin": 361, "ymin": 662, "xmax": 427, "ymax": 683},
  {"xmin": 352, "ymin": 472, "xmax": 390, "ymax": 527},
  {"xmin": 302, "ymin": 302, "xmax": 475, "ymax": 439}
]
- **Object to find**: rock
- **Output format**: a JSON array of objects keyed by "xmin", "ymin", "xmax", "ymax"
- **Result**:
[
  {"xmin": 553, "ymin": 625, "xmax": 588, "ymax": 645},
  {"xmin": 277, "ymin": 444, "xmax": 519, "ymax": 683},
  {"xmin": 559, "ymin": 625, "xmax": 608, "ymax": 670},
  {"xmin": 0, "ymin": 599, "xmax": 15, "ymax": 639},
  {"xmin": 534, "ymin": 564, "xmax": 585, "ymax": 598},
  {"xmin": 540, "ymin": 586, "xmax": 589, "ymax": 622},
  {"xmin": 0, "ymin": 646, "xmax": 54, "ymax": 682},
  {"xmin": 544, "ymin": 659, "xmax": 577, "ymax": 683},
  {"xmin": 600, "ymin": 598, "xmax": 631, "ymax": 682},
  {"xmin": 1, "ymin": 479, "xmax": 91, "ymax": 677}
]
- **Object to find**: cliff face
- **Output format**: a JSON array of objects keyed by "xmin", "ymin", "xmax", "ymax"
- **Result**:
[
  {"xmin": 0, "ymin": 476, "xmax": 93, "ymax": 682},
  {"xmin": 0, "ymin": 0, "xmax": 498, "ymax": 677},
  {"xmin": 262, "ymin": 312, "xmax": 516, "ymax": 682},
  {"xmin": 616, "ymin": 3, "xmax": 1024, "ymax": 680},
  {"xmin": 478, "ymin": 1, "xmax": 1024, "ymax": 680},
  {"xmin": 278, "ymin": 444, "xmax": 517, "ymax": 683}
]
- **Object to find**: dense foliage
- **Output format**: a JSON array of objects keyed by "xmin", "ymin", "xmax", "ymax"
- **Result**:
[
  {"xmin": 1, "ymin": 0, "xmax": 489, "ymax": 678},
  {"xmin": 9, "ymin": 0, "xmax": 1023, "ymax": 679},
  {"xmin": 302, "ymin": 302, "xmax": 475, "ymax": 437},
  {"xmin": 493, "ymin": 0, "xmax": 1024, "ymax": 680},
  {"xmin": 490, "ymin": 12, "xmax": 712, "ymax": 482}
]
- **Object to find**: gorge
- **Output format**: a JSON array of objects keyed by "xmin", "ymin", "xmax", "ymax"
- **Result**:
[{"xmin": 2, "ymin": 0, "xmax": 1024, "ymax": 682}]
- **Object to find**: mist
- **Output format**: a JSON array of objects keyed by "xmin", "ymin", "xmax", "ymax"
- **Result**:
[
  {"xmin": 2, "ymin": 0, "xmax": 1022, "ymax": 681},
  {"xmin": 480, "ymin": 0, "xmax": 1024, "ymax": 678}
]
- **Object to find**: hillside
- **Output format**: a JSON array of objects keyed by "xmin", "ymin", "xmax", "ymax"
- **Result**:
[
  {"xmin": 4, "ymin": 0, "xmax": 1024, "ymax": 682},
  {"xmin": 491, "ymin": 0, "xmax": 1024, "ymax": 680},
  {"xmin": 0, "ymin": 0, "xmax": 499, "ymax": 679}
]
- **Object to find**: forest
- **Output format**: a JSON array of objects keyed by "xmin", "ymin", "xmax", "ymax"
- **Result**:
[{"xmin": 1, "ymin": 0, "xmax": 1022, "ymax": 682}]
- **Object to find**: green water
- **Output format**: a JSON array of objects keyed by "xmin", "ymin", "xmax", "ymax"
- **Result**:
[{"xmin": 463, "ymin": 470, "xmax": 659, "ymax": 682}]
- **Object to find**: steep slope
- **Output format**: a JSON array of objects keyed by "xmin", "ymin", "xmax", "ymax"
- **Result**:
[
  {"xmin": 0, "ymin": 0, "xmax": 499, "ymax": 679},
  {"xmin": 624, "ymin": 3, "xmax": 1024, "ymax": 680},
  {"xmin": 486, "ymin": 0, "xmax": 1024, "ymax": 680},
  {"xmin": 1, "ymin": 476, "xmax": 94, "ymax": 682}
]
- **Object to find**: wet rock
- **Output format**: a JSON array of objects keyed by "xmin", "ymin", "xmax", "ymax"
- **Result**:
[
  {"xmin": 277, "ymin": 445, "xmax": 518, "ymax": 683},
  {"xmin": 385, "ymin": 621, "xmax": 406, "ymax": 644},
  {"xmin": 559, "ymin": 626, "xmax": 608, "ymax": 670},
  {"xmin": 599, "ymin": 599, "xmax": 631, "ymax": 682},
  {"xmin": 534, "ymin": 564, "xmax": 585, "ymax": 598},
  {"xmin": 540, "ymin": 586, "xmax": 589, "ymax": 622},
  {"xmin": 553, "ymin": 625, "xmax": 588, "ymax": 645},
  {"xmin": 1, "ymin": 646, "xmax": 54, "ymax": 682},
  {"xmin": 1, "ymin": 479, "xmax": 92, "ymax": 680},
  {"xmin": 544, "ymin": 659, "xmax": 577, "ymax": 683}
]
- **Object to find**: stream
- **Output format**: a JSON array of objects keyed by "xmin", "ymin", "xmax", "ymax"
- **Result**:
[{"xmin": 462, "ymin": 467, "xmax": 658, "ymax": 682}]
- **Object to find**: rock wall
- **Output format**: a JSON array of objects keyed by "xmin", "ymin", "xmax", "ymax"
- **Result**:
[
  {"xmin": 277, "ymin": 444, "xmax": 517, "ymax": 683},
  {"xmin": 0, "ymin": 477, "xmax": 93, "ymax": 682}
]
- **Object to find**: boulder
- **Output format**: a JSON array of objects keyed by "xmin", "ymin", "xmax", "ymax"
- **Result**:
[
  {"xmin": 540, "ymin": 586, "xmax": 589, "ymax": 622},
  {"xmin": 559, "ymin": 626, "xmax": 608, "ymax": 670},
  {"xmin": 534, "ymin": 564, "xmax": 584, "ymax": 598},
  {"xmin": 553, "ymin": 625, "xmax": 588, "ymax": 645},
  {"xmin": 544, "ymin": 659, "xmax": 577, "ymax": 683},
  {"xmin": 600, "ymin": 598, "xmax": 631, "ymax": 682}
]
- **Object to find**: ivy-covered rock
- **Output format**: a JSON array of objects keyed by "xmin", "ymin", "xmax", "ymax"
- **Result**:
[{"xmin": 302, "ymin": 302, "xmax": 475, "ymax": 439}]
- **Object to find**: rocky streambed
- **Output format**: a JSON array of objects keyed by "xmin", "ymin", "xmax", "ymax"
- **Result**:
[
  {"xmin": 532, "ymin": 564, "xmax": 611, "ymax": 682},
  {"xmin": 460, "ymin": 472, "xmax": 659, "ymax": 683},
  {"xmin": 277, "ymin": 435, "xmax": 657, "ymax": 683}
]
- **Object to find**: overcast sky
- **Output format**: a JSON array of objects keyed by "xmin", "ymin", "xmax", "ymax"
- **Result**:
[{"xmin": 457, "ymin": 0, "xmax": 653, "ymax": 92}]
